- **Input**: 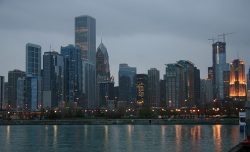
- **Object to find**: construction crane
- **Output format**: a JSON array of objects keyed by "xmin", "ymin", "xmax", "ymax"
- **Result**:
[
  {"xmin": 218, "ymin": 32, "xmax": 236, "ymax": 42},
  {"xmin": 208, "ymin": 37, "xmax": 222, "ymax": 44}
]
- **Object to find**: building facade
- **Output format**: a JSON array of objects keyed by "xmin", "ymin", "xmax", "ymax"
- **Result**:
[
  {"xmin": 200, "ymin": 79, "xmax": 213, "ymax": 105},
  {"xmin": 160, "ymin": 79, "xmax": 166, "ymax": 108},
  {"xmin": 229, "ymin": 59, "xmax": 246, "ymax": 99},
  {"xmin": 75, "ymin": 15, "xmax": 96, "ymax": 109},
  {"xmin": 165, "ymin": 64, "xmax": 183, "ymax": 108},
  {"xmin": 119, "ymin": 64, "xmax": 136, "ymax": 109},
  {"xmin": 8, "ymin": 69, "xmax": 26, "ymax": 109},
  {"xmin": 0, "ymin": 76, "xmax": 4, "ymax": 110},
  {"xmin": 96, "ymin": 41, "xmax": 110, "ymax": 80},
  {"xmin": 61, "ymin": 45, "xmax": 82, "ymax": 105},
  {"xmin": 194, "ymin": 67, "xmax": 200, "ymax": 106},
  {"xmin": 177, "ymin": 60, "xmax": 195, "ymax": 108},
  {"xmin": 43, "ymin": 51, "xmax": 64, "ymax": 109},
  {"xmin": 26, "ymin": 43, "xmax": 42, "ymax": 109},
  {"xmin": 148, "ymin": 68, "xmax": 160, "ymax": 107},
  {"xmin": 136, "ymin": 74, "xmax": 148, "ymax": 108}
]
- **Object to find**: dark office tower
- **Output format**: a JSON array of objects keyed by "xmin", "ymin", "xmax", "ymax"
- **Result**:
[
  {"xmin": 177, "ymin": 60, "xmax": 195, "ymax": 108},
  {"xmin": 75, "ymin": 15, "xmax": 96, "ymax": 63},
  {"xmin": 194, "ymin": 67, "xmax": 200, "ymax": 106},
  {"xmin": 211, "ymin": 42, "xmax": 229, "ymax": 99},
  {"xmin": 75, "ymin": 15, "xmax": 96, "ymax": 110},
  {"xmin": 247, "ymin": 67, "xmax": 250, "ymax": 101},
  {"xmin": 165, "ymin": 64, "xmax": 183, "ymax": 108},
  {"xmin": 229, "ymin": 59, "xmax": 246, "ymax": 100},
  {"xmin": 4, "ymin": 82, "xmax": 8, "ymax": 109},
  {"xmin": 61, "ymin": 45, "xmax": 82, "ymax": 105},
  {"xmin": 26, "ymin": 43, "xmax": 42, "ymax": 109},
  {"xmin": 200, "ymin": 79, "xmax": 213, "ymax": 105},
  {"xmin": 98, "ymin": 81, "xmax": 114, "ymax": 108},
  {"xmin": 119, "ymin": 64, "xmax": 136, "ymax": 109},
  {"xmin": 96, "ymin": 41, "xmax": 110, "ymax": 80},
  {"xmin": 223, "ymin": 71, "xmax": 230, "ymax": 98},
  {"xmin": 148, "ymin": 68, "xmax": 160, "ymax": 107},
  {"xmin": 159, "ymin": 80, "xmax": 166, "ymax": 108},
  {"xmin": 42, "ymin": 51, "xmax": 64, "ymax": 109},
  {"xmin": 0, "ymin": 76, "xmax": 4, "ymax": 110},
  {"xmin": 8, "ymin": 69, "xmax": 26, "ymax": 109},
  {"xmin": 136, "ymin": 74, "xmax": 148, "ymax": 108}
]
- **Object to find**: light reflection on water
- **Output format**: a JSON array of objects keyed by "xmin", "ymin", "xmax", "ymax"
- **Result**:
[{"xmin": 0, "ymin": 125, "xmax": 243, "ymax": 152}]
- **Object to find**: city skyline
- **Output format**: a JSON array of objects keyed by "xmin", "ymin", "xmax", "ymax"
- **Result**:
[{"xmin": 0, "ymin": 1, "xmax": 249, "ymax": 86}]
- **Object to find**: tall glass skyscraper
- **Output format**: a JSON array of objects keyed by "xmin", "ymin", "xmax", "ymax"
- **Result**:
[
  {"xmin": 119, "ymin": 64, "xmax": 137, "ymax": 109},
  {"xmin": 43, "ymin": 51, "xmax": 64, "ymax": 109},
  {"xmin": 212, "ymin": 42, "xmax": 229, "ymax": 99},
  {"xmin": 61, "ymin": 45, "xmax": 82, "ymax": 105},
  {"xmin": 136, "ymin": 74, "xmax": 148, "ymax": 108},
  {"xmin": 26, "ymin": 43, "xmax": 41, "ymax": 109},
  {"xmin": 75, "ymin": 15, "xmax": 96, "ymax": 109}
]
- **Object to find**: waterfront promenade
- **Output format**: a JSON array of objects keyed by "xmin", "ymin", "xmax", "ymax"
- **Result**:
[{"xmin": 0, "ymin": 118, "xmax": 238, "ymax": 125}]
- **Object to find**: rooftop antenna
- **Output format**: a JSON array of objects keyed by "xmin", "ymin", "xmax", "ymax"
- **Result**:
[
  {"xmin": 50, "ymin": 44, "xmax": 51, "ymax": 52},
  {"xmin": 218, "ymin": 32, "xmax": 236, "ymax": 42}
]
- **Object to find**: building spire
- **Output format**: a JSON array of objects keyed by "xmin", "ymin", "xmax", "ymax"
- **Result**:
[{"xmin": 101, "ymin": 37, "xmax": 102, "ymax": 44}]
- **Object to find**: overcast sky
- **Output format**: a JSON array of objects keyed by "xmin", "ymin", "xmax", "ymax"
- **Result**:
[{"xmin": 0, "ymin": 0, "xmax": 249, "ymax": 86}]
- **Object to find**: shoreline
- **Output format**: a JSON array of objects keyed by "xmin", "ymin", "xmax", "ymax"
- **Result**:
[{"xmin": 0, "ymin": 118, "xmax": 238, "ymax": 125}]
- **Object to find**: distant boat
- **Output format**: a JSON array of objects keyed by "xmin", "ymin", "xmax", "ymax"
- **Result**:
[{"xmin": 239, "ymin": 112, "xmax": 246, "ymax": 131}]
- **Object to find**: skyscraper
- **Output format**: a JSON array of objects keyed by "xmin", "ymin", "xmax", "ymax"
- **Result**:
[
  {"xmin": 211, "ymin": 42, "xmax": 229, "ymax": 99},
  {"xmin": 136, "ymin": 74, "xmax": 148, "ymax": 108},
  {"xmin": 61, "ymin": 45, "xmax": 82, "ymax": 105},
  {"xmin": 26, "ymin": 43, "xmax": 42, "ymax": 109},
  {"xmin": 200, "ymin": 79, "xmax": 213, "ymax": 105},
  {"xmin": 177, "ymin": 60, "xmax": 195, "ymax": 108},
  {"xmin": 96, "ymin": 41, "xmax": 110, "ymax": 80},
  {"xmin": 194, "ymin": 67, "xmax": 200, "ymax": 106},
  {"xmin": 75, "ymin": 15, "xmax": 96, "ymax": 109},
  {"xmin": 0, "ymin": 76, "xmax": 4, "ymax": 110},
  {"xmin": 160, "ymin": 79, "xmax": 166, "ymax": 108},
  {"xmin": 229, "ymin": 59, "xmax": 246, "ymax": 100},
  {"xmin": 165, "ymin": 63, "xmax": 183, "ymax": 108},
  {"xmin": 119, "ymin": 64, "xmax": 136, "ymax": 108},
  {"xmin": 43, "ymin": 51, "xmax": 64, "ymax": 109},
  {"xmin": 8, "ymin": 69, "xmax": 26, "ymax": 109},
  {"xmin": 148, "ymin": 68, "xmax": 160, "ymax": 107}
]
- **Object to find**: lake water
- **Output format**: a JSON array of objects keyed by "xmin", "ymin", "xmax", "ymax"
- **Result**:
[{"xmin": 0, "ymin": 125, "xmax": 244, "ymax": 152}]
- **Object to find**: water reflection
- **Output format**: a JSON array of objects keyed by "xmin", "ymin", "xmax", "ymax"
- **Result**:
[
  {"xmin": 0, "ymin": 125, "xmax": 244, "ymax": 152},
  {"xmin": 213, "ymin": 125, "xmax": 222, "ymax": 151},
  {"xmin": 6, "ymin": 126, "xmax": 10, "ymax": 146},
  {"xmin": 53, "ymin": 125, "xmax": 57, "ymax": 148}
]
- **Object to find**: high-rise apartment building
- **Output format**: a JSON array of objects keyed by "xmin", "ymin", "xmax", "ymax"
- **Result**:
[
  {"xmin": 194, "ymin": 67, "xmax": 200, "ymax": 106},
  {"xmin": 75, "ymin": 15, "xmax": 96, "ymax": 109},
  {"xmin": 0, "ymin": 76, "xmax": 4, "ymax": 110},
  {"xmin": 165, "ymin": 63, "xmax": 183, "ymax": 108},
  {"xmin": 177, "ymin": 60, "xmax": 195, "ymax": 108},
  {"xmin": 160, "ymin": 80, "xmax": 166, "ymax": 108},
  {"xmin": 8, "ymin": 69, "xmax": 26, "ymax": 109},
  {"xmin": 223, "ymin": 71, "xmax": 230, "ymax": 98},
  {"xmin": 229, "ymin": 59, "xmax": 246, "ymax": 99},
  {"xmin": 43, "ymin": 51, "xmax": 64, "ymax": 109},
  {"xmin": 26, "ymin": 43, "xmax": 42, "ymax": 109},
  {"xmin": 61, "ymin": 45, "xmax": 82, "ymax": 105},
  {"xmin": 247, "ymin": 67, "xmax": 250, "ymax": 101},
  {"xmin": 148, "ymin": 68, "xmax": 160, "ymax": 107},
  {"xmin": 119, "ymin": 64, "xmax": 136, "ymax": 109},
  {"xmin": 200, "ymin": 79, "xmax": 213, "ymax": 105},
  {"xmin": 136, "ymin": 74, "xmax": 148, "ymax": 108}
]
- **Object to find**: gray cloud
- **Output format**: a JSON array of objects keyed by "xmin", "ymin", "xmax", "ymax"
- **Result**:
[{"xmin": 0, "ymin": 0, "xmax": 249, "ymax": 85}]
